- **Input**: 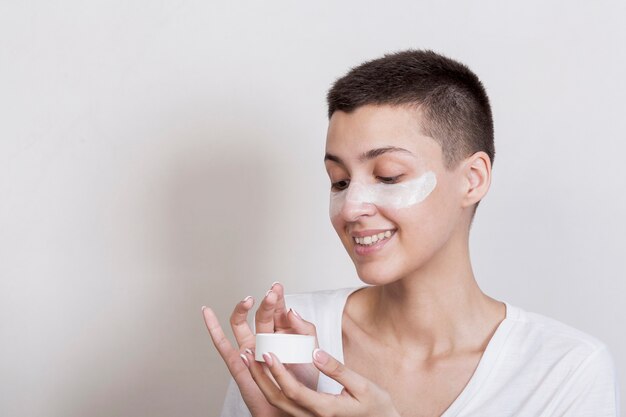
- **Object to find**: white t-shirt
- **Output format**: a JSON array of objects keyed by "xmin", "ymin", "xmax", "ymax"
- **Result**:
[{"xmin": 219, "ymin": 286, "xmax": 620, "ymax": 416}]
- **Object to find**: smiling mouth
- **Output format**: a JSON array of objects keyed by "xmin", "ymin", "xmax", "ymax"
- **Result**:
[{"xmin": 353, "ymin": 230, "xmax": 396, "ymax": 246}]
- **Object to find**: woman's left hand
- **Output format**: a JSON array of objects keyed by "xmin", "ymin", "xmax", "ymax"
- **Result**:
[{"xmin": 241, "ymin": 347, "xmax": 401, "ymax": 417}]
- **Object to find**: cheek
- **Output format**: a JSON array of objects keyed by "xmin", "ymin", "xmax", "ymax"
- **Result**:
[
  {"xmin": 386, "ymin": 186, "xmax": 441, "ymax": 235},
  {"xmin": 384, "ymin": 206, "xmax": 423, "ymax": 236},
  {"xmin": 395, "ymin": 186, "xmax": 456, "ymax": 250}
]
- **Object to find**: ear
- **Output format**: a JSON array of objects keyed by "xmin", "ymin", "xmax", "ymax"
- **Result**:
[{"xmin": 460, "ymin": 151, "xmax": 491, "ymax": 208}]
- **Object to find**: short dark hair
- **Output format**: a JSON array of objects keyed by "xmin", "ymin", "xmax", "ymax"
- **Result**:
[{"xmin": 326, "ymin": 49, "xmax": 495, "ymax": 172}]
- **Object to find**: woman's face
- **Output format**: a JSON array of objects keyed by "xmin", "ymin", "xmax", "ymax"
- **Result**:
[{"xmin": 324, "ymin": 104, "xmax": 465, "ymax": 285}]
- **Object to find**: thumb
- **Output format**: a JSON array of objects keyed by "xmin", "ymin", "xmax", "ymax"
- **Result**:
[{"xmin": 312, "ymin": 348, "xmax": 368, "ymax": 396}]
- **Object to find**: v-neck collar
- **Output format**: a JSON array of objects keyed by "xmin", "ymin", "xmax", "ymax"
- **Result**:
[{"xmin": 335, "ymin": 286, "xmax": 517, "ymax": 416}]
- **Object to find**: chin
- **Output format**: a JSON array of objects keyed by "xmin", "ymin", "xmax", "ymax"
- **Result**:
[{"xmin": 353, "ymin": 262, "xmax": 401, "ymax": 286}]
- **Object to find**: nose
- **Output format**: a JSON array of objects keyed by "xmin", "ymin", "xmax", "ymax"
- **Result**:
[{"xmin": 338, "ymin": 182, "xmax": 377, "ymax": 222}]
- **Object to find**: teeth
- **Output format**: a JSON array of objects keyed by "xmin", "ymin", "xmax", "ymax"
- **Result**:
[{"xmin": 353, "ymin": 230, "xmax": 394, "ymax": 246}]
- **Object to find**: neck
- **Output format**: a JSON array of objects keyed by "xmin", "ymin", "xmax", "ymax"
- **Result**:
[{"xmin": 365, "ymin": 229, "xmax": 505, "ymax": 358}]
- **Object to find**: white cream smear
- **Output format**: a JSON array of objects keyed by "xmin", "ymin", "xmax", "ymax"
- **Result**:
[{"xmin": 329, "ymin": 171, "xmax": 437, "ymax": 218}]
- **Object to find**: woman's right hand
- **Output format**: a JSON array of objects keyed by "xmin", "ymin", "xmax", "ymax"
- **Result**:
[{"xmin": 202, "ymin": 282, "xmax": 321, "ymax": 417}]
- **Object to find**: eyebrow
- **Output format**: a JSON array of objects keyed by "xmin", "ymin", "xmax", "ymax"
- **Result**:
[{"xmin": 324, "ymin": 146, "xmax": 414, "ymax": 165}]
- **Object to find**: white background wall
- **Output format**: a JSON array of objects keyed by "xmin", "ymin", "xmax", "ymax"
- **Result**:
[{"xmin": 1, "ymin": 1, "xmax": 624, "ymax": 416}]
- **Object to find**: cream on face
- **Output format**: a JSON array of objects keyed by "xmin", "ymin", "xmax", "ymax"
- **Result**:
[{"xmin": 329, "ymin": 171, "xmax": 437, "ymax": 218}]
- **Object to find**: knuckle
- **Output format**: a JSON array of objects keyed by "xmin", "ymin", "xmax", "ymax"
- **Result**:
[
  {"xmin": 213, "ymin": 334, "xmax": 229, "ymax": 351},
  {"xmin": 265, "ymin": 392, "xmax": 282, "ymax": 407},
  {"xmin": 281, "ymin": 383, "xmax": 302, "ymax": 402},
  {"xmin": 282, "ymin": 388, "xmax": 298, "ymax": 402},
  {"xmin": 231, "ymin": 366, "xmax": 249, "ymax": 381},
  {"xmin": 225, "ymin": 354, "xmax": 243, "ymax": 372},
  {"xmin": 255, "ymin": 309, "xmax": 270, "ymax": 321},
  {"xmin": 229, "ymin": 311, "xmax": 246, "ymax": 327},
  {"xmin": 329, "ymin": 361, "xmax": 344, "ymax": 377}
]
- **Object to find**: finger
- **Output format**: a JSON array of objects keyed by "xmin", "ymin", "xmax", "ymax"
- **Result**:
[
  {"xmin": 202, "ymin": 306, "xmax": 237, "ymax": 361},
  {"xmin": 229, "ymin": 295, "xmax": 256, "ymax": 349},
  {"xmin": 202, "ymin": 306, "xmax": 249, "ymax": 381},
  {"xmin": 242, "ymin": 351, "xmax": 312, "ymax": 417},
  {"xmin": 287, "ymin": 309, "xmax": 319, "ymax": 346},
  {"xmin": 270, "ymin": 282, "xmax": 290, "ymax": 330},
  {"xmin": 203, "ymin": 308, "xmax": 283, "ymax": 412},
  {"xmin": 312, "ymin": 348, "xmax": 370, "ymax": 397},
  {"xmin": 264, "ymin": 352, "xmax": 338, "ymax": 413},
  {"xmin": 255, "ymin": 289, "xmax": 278, "ymax": 333}
]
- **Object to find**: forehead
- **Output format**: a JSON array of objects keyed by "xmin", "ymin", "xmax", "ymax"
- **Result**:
[{"xmin": 325, "ymin": 104, "xmax": 441, "ymax": 165}]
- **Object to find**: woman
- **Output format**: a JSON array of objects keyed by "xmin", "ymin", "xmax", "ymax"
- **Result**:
[{"xmin": 203, "ymin": 50, "xmax": 619, "ymax": 416}]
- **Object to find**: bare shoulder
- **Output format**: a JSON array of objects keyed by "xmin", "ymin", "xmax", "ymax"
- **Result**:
[{"xmin": 342, "ymin": 286, "xmax": 375, "ymax": 332}]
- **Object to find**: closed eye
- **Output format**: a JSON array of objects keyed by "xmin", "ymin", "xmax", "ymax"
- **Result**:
[
  {"xmin": 378, "ymin": 175, "xmax": 402, "ymax": 184},
  {"xmin": 331, "ymin": 175, "xmax": 403, "ymax": 191}
]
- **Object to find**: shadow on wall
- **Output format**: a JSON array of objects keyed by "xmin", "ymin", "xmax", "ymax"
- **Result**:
[{"xmin": 66, "ymin": 124, "xmax": 276, "ymax": 416}]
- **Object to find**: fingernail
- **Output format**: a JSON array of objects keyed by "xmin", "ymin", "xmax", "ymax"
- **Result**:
[
  {"xmin": 271, "ymin": 281, "xmax": 280, "ymax": 288},
  {"xmin": 289, "ymin": 308, "xmax": 302, "ymax": 319},
  {"xmin": 262, "ymin": 353, "xmax": 273, "ymax": 366},
  {"xmin": 265, "ymin": 289, "xmax": 273, "ymax": 298},
  {"xmin": 201, "ymin": 306, "xmax": 207, "ymax": 312},
  {"xmin": 241, "ymin": 295, "xmax": 253, "ymax": 304},
  {"xmin": 245, "ymin": 348, "xmax": 253, "ymax": 355},
  {"xmin": 313, "ymin": 348, "xmax": 329, "ymax": 364},
  {"xmin": 240, "ymin": 354, "xmax": 250, "ymax": 367}
]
